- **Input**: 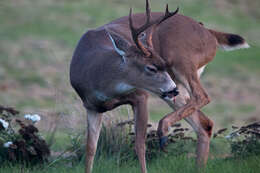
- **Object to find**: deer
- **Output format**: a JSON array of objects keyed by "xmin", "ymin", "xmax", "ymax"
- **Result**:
[
  {"xmin": 105, "ymin": 0, "xmax": 250, "ymax": 168},
  {"xmin": 70, "ymin": 3, "xmax": 180, "ymax": 173},
  {"xmin": 70, "ymin": 0, "xmax": 249, "ymax": 172}
]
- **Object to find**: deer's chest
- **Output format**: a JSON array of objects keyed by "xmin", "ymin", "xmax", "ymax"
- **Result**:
[{"xmin": 93, "ymin": 82, "xmax": 134, "ymax": 102}]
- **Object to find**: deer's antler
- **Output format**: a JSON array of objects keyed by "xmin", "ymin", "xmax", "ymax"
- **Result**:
[
  {"xmin": 129, "ymin": 0, "xmax": 179, "ymax": 56},
  {"xmin": 129, "ymin": 0, "xmax": 152, "ymax": 56},
  {"xmin": 147, "ymin": 5, "xmax": 179, "ymax": 49}
]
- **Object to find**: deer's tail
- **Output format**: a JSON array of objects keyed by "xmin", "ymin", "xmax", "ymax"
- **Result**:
[{"xmin": 208, "ymin": 29, "xmax": 249, "ymax": 51}]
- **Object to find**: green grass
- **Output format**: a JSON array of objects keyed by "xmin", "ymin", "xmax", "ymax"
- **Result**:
[
  {"xmin": 207, "ymin": 47, "xmax": 260, "ymax": 77},
  {"xmin": 1, "ymin": 155, "xmax": 259, "ymax": 173}
]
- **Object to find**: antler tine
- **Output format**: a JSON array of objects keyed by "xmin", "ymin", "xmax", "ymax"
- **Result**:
[
  {"xmin": 146, "ymin": 5, "xmax": 179, "ymax": 49},
  {"xmin": 158, "ymin": 5, "xmax": 179, "ymax": 25},
  {"xmin": 134, "ymin": 0, "xmax": 152, "ymax": 35},
  {"xmin": 129, "ymin": 0, "xmax": 179, "ymax": 55},
  {"xmin": 145, "ymin": 0, "xmax": 151, "ymax": 26},
  {"xmin": 129, "ymin": 0, "xmax": 153, "ymax": 55}
]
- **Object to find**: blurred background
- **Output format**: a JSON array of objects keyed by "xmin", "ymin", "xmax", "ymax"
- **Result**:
[{"xmin": 0, "ymin": 0, "xmax": 259, "ymax": 134}]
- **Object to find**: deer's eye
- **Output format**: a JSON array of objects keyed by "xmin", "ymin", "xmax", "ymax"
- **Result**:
[{"xmin": 145, "ymin": 65, "xmax": 158, "ymax": 74}]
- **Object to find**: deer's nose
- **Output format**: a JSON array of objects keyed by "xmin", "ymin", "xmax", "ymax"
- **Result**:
[{"xmin": 161, "ymin": 87, "xmax": 179, "ymax": 99}]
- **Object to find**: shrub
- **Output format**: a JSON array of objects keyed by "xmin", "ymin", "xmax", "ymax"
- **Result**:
[
  {"xmin": 0, "ymin": 105, "xmax": 50, "ymax": 165},
  {"xmin": 214, "ymin": 122, "xmax": 260, "ymax": 158},
  {"xmin": 227, "ymin": 122, "xmax": 260, "ymax": 158}
]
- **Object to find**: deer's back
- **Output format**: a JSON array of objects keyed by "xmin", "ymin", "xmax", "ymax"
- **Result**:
[{"xmin": 105, "ymin": 13, "xmax": 217, "ymax": 67}]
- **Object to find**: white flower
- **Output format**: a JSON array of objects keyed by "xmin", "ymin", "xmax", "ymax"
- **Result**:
[
  {"xmin": 0, "ymin": 118, "xmax": 9, "ymax": 129},
  {"xmin": 225, "ymin": 135, "xmax": 231, "ymax": 139},
  {"xmin": 24, "ymin": 114, "xmax": 41, "ymax": 123},
  {"xmin": 225, "ymin": 132, "xmax": 240, "ymax": 139},
  {"xmin": 3, "ymin": 141, "xmax": 13, "ymax": 148}
]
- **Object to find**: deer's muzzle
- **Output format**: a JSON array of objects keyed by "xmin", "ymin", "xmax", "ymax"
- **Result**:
[{"xmin": 161, "ymin": 87, "xmax": 179, "ymax": 99}]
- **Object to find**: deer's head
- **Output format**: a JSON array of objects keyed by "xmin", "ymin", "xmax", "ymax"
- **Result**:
[{"xmin": 107, "ymin": 0, "xmax": 179, "ymax": 99}]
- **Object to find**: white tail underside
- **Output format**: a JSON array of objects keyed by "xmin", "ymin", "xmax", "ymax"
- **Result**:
[{"xmin": 219, "ymin": 42, "xmax": 250, "ymax": 51}]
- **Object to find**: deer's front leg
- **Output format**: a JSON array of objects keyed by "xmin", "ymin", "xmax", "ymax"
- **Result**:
[
  {"xmin": 157, "ymin": 83, "xmax": 214, "ymax": 168},
  {"xmin": 104, "ymin": 90, "xmax": 149, "ymax": 173},
  {"xmin": 85, "ymin": 109, "xmax": 103, "ymax": 173},
  {"xmin": 158, "ymin": 72, "xmax": 210, "ymax": 148},
  {"xmin": 131, "ymin": 92, "xmax": 149, "ymax": 173},
  {"xmin": 157, "ymin": 102, "xmax": 195, "ymax": 147}
]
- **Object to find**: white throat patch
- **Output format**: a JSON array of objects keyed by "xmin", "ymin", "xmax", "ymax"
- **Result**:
[{"xmin": 115, "ymin": 82, "xmax": 134, "ymax": 94}]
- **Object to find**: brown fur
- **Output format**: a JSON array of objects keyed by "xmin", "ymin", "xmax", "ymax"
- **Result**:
[{"xmin": 198, "ymin": 110, "xmax": 214, "ymax": 137}]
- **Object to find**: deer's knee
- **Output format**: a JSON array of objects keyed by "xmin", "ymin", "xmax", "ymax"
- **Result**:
[
  {"xmin": 199, "ymin": 93, "xmax": 210, "ymax": 106},
  {"xmin": 199, "ymin": 113, "xmax": 214, "ymax": 138},
  {"xmin": 192, "ymin": 92, "xmax": 210, "ymax": 110},
  {"xmin": 204, "ymin": 94, "xmax": 211, "ymax": 105},
  {"xmin": 206, "ymin": 119, "xmax": 214, "ymax": 137},
  {"xmin": 86, "ymin": 143, "xmax": 97, "ymax": 157}
]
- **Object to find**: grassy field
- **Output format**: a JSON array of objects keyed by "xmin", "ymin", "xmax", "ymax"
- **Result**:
[
  {"xmin": 0, "ymin": 0, "xmax": 260, "ymax": 172},
  {"xmin": 1, "ymin": 155, "xmax": 260, "ymax": 173}
]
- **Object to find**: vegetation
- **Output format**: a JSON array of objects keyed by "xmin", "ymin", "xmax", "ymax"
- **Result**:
[
  {"xmin": 0, "ymin": 106, "xmax": 50, "ymax": 165},
  {"xmin": 0, "ymin": 119, "xmax": 260, "ymax": 173},
  {"xmin": 0, "ymin": 0, "xmax": 259, "ymax": 172}
]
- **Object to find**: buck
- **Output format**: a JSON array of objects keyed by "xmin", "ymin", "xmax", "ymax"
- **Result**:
[
  {"xmin": 70, "ymin": 0, "xmax": 249, "ymax": 172},
  {"xmin": 70, "ymin": 3, "xmax": 179, "ymax": 173}
]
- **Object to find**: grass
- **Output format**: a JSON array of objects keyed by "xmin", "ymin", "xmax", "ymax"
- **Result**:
[
  {"xmin": 208, "ymin": 47, "xmax": 260, "ymax": 76},
  {"xmin": 1, "ymin": 155, "xmax": 259, "ymax": 173},
  {"xmin": 1, "ymin": 117, "xmax": 260, "ymax": 172},
  {"xmin": 0, "ymin": 0, "xmax": 260, "ymax": 172}
]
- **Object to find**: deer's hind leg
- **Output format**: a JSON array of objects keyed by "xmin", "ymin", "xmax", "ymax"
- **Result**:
[{"xmin": 185, "ymin": 111, "xmax": 213, "ymax": 167}]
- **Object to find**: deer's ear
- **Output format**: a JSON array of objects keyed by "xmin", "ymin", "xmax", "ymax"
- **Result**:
[{"xmin": 106, "ymin": 30, "xmax": 131, "ymax": 58}]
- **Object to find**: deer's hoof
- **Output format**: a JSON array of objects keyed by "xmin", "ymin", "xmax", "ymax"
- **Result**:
[{"xmin": 159, "ymin": 136, "xmax": 168, "ymax": 150}]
